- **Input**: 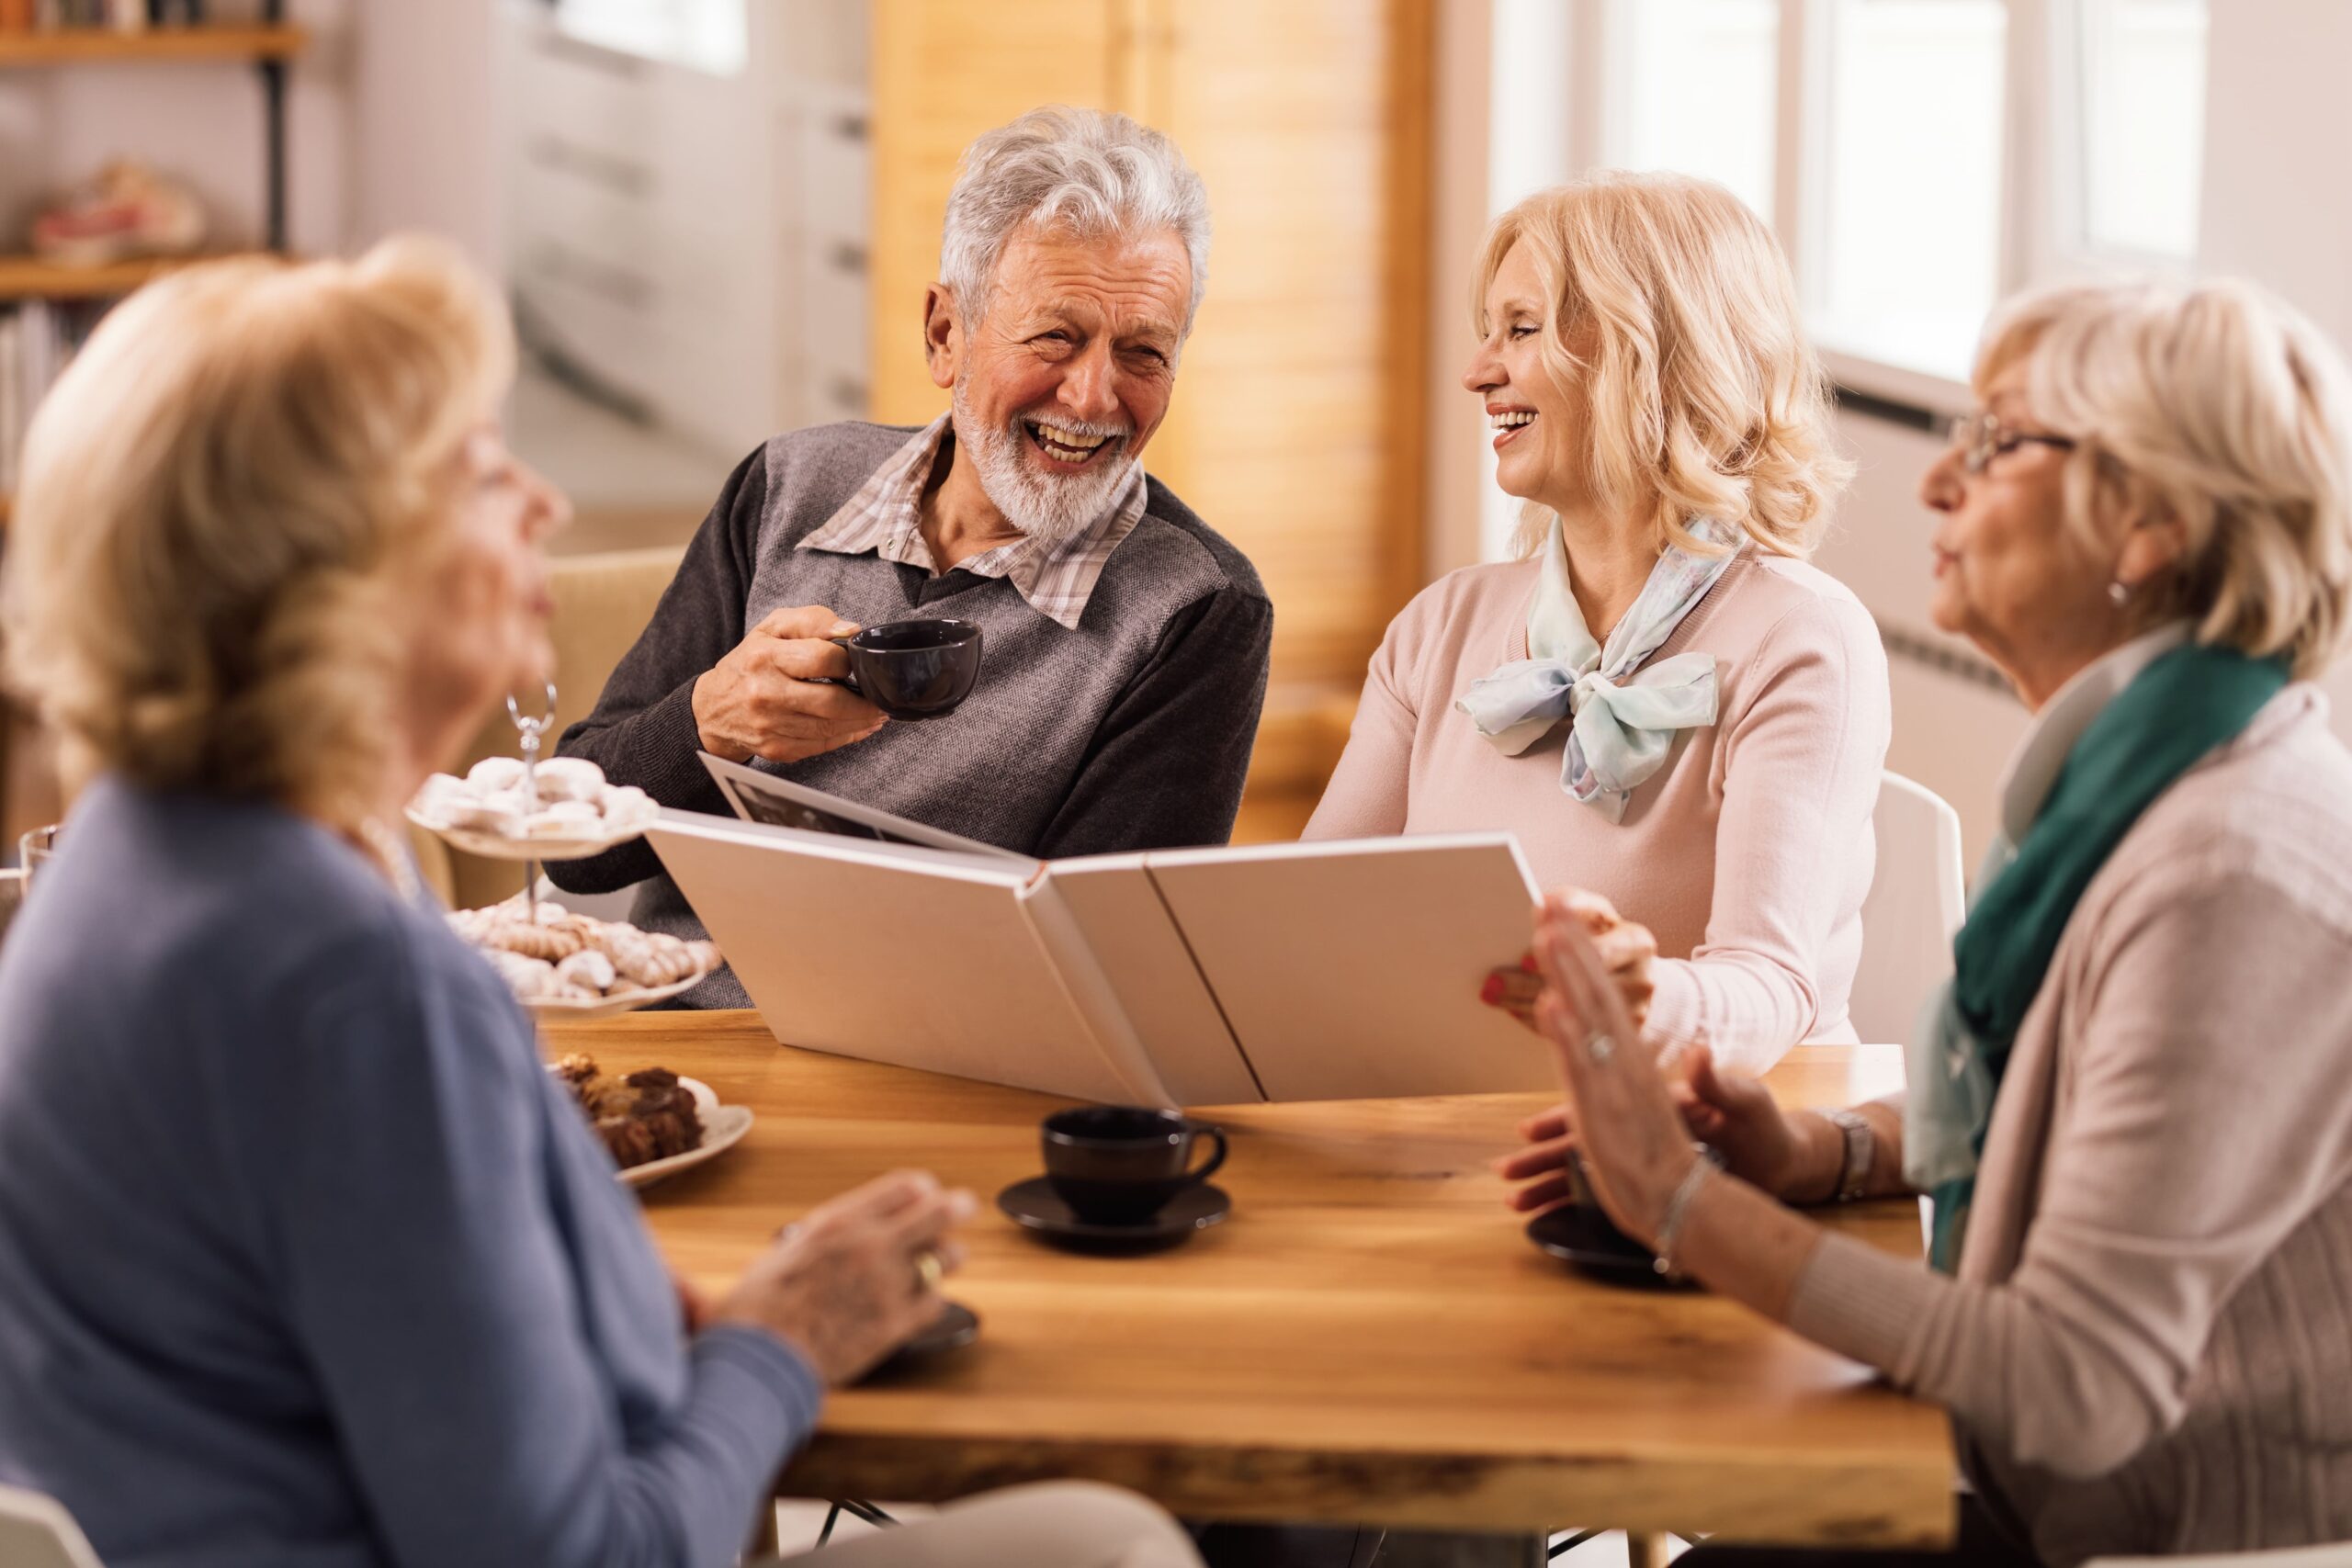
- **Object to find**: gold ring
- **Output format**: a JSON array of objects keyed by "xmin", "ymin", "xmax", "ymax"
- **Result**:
[{"xmin": 911, "ymin": 1249, "xmax": 944, "ymax": 1294}]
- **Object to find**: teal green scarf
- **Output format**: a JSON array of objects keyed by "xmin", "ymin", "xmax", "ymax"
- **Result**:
[{"xmin": 1907, "ymin": 644, "xmax": 2288, "ymax": 1270}]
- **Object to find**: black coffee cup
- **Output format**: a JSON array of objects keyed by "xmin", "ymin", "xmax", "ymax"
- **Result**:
[
  {"xmin": 1041, "ymin": 1106, "xmax": 1227, "ymax": 1225},
  {"xmin": 829, "ymin": 618, "xmax": 983, "ymax": 721}
]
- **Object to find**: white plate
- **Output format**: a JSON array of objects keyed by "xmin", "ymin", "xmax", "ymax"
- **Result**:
[
  {"xmin": 405, "ymin": 805, "xmax": 645, "ymax": 863},
  {"xmin": 520, "ymin": 965, "xmax": 710, "ymax": 1019},
  {"xmin": 614, "ymin": 1076, "xmax": 754, "ymax": 1190}
]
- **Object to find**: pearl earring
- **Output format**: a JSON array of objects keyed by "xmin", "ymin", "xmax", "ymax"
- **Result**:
[{"xmin": 2109, "ymin": 581, "xmax": 2131, "ymax": 606}]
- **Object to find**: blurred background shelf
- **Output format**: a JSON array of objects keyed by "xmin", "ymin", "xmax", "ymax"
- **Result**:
[
  {"xmin": 0, "ymin": 26, "xmax": 307, "ymax": 67},
  {"xmin": 0, "ymin": 253, "xmax": 279, "ymax": 301},
  {"xmin": 0, "ymin": 11, "xmax": 302, "ymax": 254}
]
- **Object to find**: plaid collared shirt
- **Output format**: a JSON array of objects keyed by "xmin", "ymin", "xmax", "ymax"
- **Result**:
[{"xmin": 795, "ymin": 414, "xmax": 1148, "ymax": 632}]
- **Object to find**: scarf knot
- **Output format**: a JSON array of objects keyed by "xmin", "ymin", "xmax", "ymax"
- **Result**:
[{"xmin": 1455, "ymin": 516, "xmax": 1739, "ymax": 822}]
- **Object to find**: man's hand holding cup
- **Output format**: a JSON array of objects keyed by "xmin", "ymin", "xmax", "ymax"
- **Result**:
[{"xmin": 691, "ymin": 604, "xmax": 888, "ymax": 765}]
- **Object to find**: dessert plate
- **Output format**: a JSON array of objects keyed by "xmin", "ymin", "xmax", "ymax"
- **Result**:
[
  {"xmin": 616, "ymin": 1076, "xmax": 753, "ymax": 1190},
  {"xmin": 404, "ymin": 805, "xmax": 647, "ymax": 863},
  {"xmin": 520, "ymin": 967, "xmax": 709, "ymax": 1019}
]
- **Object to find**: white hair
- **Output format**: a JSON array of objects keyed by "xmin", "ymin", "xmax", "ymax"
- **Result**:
[
  {"xmin": 1979, "ymin": 276, "xmax": 2352, "ymax": 679},
  {"xmin": 940, "ymin": 105, "xmax": 1210, "ymax": 333}
]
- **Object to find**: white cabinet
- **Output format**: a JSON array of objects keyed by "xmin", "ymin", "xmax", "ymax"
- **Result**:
[{"xmin": 501, "ymin": 0, "xmax": 868, "ymax": 456}]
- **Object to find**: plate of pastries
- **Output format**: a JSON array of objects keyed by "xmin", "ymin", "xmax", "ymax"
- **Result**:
[
  {"xmin": 552, "ymin": 1053, "xmax": 752, "ymax": 1188},
  {"xmin": 408, "ymin": 756, "xmax": 660, "ymax": 860},
  {"xmin": 450, "ymin": 901, "xmax": 721, "ymax": 1017}
]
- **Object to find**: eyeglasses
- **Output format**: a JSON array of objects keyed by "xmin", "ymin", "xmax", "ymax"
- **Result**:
[{"xmin": 1939, "ymin": 411, "xmax": 2078, "ymax": 475}]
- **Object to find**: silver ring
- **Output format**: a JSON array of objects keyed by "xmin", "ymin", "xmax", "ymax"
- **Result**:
[
  {"xmin": 1586, "ymin": 1032, "xmax": 1617, "ymax": 1065},
  {"xmin": 911, "ymin": 1249, "xmax": 944, "ymax": 1295}
]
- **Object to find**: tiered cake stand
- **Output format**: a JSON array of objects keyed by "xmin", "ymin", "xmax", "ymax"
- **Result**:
[{"xmin": 406, "ymin": 682, "xmax": 710, "ymax": 1017}]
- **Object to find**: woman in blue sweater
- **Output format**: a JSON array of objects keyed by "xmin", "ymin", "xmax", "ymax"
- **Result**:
[{"xmin": 0, "ymin": 243, "xmax": 1197, "ymax": 1568}]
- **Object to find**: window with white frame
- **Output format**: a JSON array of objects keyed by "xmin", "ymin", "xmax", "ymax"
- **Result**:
[
  {"xmin": 555, "ymin": 0, "xmax": 748, "ymax": 77},
  {"xmin": 1611, "ymin": 0, "xmax": 1781, "ymax": 223},
  {"xmin": 2073, "ymin": 0, "xmax": 2207, "ymax": 264},
  {"xmin": 1489, "ymin": 0, "xmax": 2211, "ymax": 402},
  {"xmin": 1810, "ymin": 0, "xmax": 2009, "ymax": 383}
]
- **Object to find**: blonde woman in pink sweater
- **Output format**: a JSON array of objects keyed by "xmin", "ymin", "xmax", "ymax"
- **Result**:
[
  {"xmin": 1305, "ymin": 173, "xmax": 1891, "ymax": 1073},
  {"xmin": 1513, "ymin": 278, "xmax": 2352, "ymax": 1565}
]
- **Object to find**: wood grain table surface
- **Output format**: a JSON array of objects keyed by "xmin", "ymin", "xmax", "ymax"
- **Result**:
[{"xmin": 546, "ymin": 1011, "xmax": 1951, "ymax": 1547}]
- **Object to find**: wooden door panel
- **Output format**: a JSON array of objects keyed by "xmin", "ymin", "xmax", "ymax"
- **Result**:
[
  {"xmin": 868, "ymin": 0, "xmax": 1120, "ymax": 423},
  {"xmin": 1143, "ymin": 0, "xmax": 1431, "ymax": 691}
]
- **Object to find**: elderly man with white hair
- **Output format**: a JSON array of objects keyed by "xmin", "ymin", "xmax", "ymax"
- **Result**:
[{"xmin": 553, "ymin": 107, "xmax": 1272, "ymax": 1000}]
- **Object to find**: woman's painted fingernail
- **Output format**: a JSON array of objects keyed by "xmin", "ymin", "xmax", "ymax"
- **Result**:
[
  {"xmin": 1520, "ymin": 953, "xmax": 1538, "ymax": 973},
  {"xmin": 1480, "ymin": 974, "xmax": 1505, "ymax": 1006}
]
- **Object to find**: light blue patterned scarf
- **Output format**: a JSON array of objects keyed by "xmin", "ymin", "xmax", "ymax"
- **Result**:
[{"xmin": 1455, "ymin": 517, "xmax": 1740, "ymax": 821}]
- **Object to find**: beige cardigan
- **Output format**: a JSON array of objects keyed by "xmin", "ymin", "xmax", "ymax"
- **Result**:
[{"xmin": 1790, "ymin": 687, "xmax": 2352, "ymax": 1565}]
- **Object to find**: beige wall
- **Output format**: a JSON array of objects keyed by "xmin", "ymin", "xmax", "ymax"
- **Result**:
[{"xmin": 352, "ymin": 0, "xmax": 504, "ymax": 270}]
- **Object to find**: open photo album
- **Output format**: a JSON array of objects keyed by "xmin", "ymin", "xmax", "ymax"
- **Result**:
[{"xmin": 645, "ymin": 754, "xmax": 1555, "ymax": 1107}]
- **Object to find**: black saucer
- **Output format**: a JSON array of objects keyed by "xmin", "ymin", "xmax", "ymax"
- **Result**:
[
  {"xmin": 997, "ymin": 1176, "xmax": 1231, "ymax": 1250},
  {"xmin": 1525, "ymin": 1204, "xmax": 1694, "ymax": 1291},
  {"xmin": 862, "ymin": 1300, "xmax": 980, "ymax": 1382}
]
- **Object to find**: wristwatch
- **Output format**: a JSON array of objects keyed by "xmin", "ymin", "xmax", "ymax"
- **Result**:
[{"xmin": 1821, "ymin": 1108, "xmax": 1873, "ymax": 1202}]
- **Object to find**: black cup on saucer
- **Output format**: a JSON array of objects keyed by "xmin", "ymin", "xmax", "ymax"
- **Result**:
[
  {"xmin": 829, "ymin": 617, "xmax": 983, "ymax": 721},
  {"xmin": 1041, "ymin": 1106, "xmax": 1227, "ymax": 1226},
  {"xmin": 1523, "ymin": 1150, "xmax": 1702, "ymax": 1290}
]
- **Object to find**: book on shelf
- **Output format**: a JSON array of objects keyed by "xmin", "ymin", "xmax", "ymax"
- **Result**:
[
  {"xmin": 6, "ymin": 0, "xmax": 211, "ymax": 28},
  {"xmin": 0, "ymin": 299, "xmax": 95, "ymax": 500},
  {"xmin": 647, "ymin": 756, "xmax": 1555, "ymax": 1107},
  {"xmin": 0, "ymin": 318, "xmax": 18, "ymax": 495}
]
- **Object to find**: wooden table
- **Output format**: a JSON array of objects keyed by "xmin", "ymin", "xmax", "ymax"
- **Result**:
[{"xmin": 548, "ymin": 1012, "xmax": 1952, "ymax": 1549}]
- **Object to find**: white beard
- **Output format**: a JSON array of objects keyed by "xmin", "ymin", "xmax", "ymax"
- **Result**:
[{"xmin": 950, "ymin": 379, "xmax": 1138, "ymax": 549}]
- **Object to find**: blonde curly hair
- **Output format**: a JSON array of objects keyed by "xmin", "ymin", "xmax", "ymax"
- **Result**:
[
  {"xmin": 2, "ymin": 238, "xmax": 514, "ymax": 829},
  {"xmin": 1476, "ymin": 172, "xmax": 1850, "ymax": 560},
  {"xmin": 1975, "ymin": 278, "xmax": 2352, "ymax": 682}
]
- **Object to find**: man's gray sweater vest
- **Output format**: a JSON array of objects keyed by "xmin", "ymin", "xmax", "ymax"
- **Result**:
[{"xmin": 549, "ymin": 422, "xmax": 1273, "ymax": 1008}]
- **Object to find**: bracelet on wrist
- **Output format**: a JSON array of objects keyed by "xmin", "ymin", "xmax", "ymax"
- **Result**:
[{"xmin": 1651, "ymin": 1151, "xmax": 1721, "ymax": 1278}]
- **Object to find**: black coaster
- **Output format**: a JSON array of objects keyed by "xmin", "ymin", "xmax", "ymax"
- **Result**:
[
  {"xmin": 1525, "ymin": 1204, "xmax": 1696, "ymax": 1291},
  {"xmin": 862, "ymin": 1300, "xmax": 981, "ymax": 1382},
  {"xmin": 996, "ymin": 1175, "xmax": 1231, "ymax": 1252}
]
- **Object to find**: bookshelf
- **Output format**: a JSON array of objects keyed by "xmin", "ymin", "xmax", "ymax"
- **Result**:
[
  {"xmin": 0, "ymin": 11, "xmax": 305, "ymax": 255},
  {"xmin": 0, "ymin": 20, "xmax": 307, "ymax": 534},
  {"xmin": 0, "ymin": 24, "xmax": 305, "ymax": 65},
  {"xmin": 0, "ymin": 252, "xmax": 277, "ymax": 302}
]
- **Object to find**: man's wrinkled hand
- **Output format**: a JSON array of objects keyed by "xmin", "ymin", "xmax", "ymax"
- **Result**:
[{"xmin": 690, "ymin": 605, "xmax": 887, "ymax": 765}]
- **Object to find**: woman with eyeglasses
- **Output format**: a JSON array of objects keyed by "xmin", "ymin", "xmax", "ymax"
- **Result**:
[
  {"xmin": 1306, "ymin": 171, "xmax": 1891, "ymax": 1074},
  {"xmin": 1507, "ymin": 277, "xmax": 2352, "ymax": 1565}
]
